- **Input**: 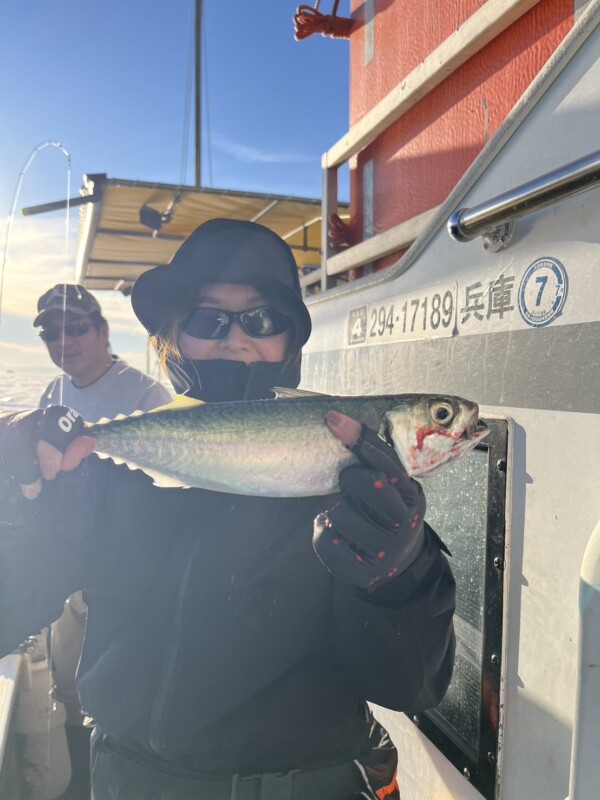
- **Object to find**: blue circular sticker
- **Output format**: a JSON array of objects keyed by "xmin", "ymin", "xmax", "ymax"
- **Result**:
[{"xmin": 518, "ymin": 257, "xmax": 568, "ymax": 328}]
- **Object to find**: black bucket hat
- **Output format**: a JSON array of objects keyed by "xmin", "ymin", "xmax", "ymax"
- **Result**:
[{"xmin": 131, "ymin": 219, "xmax": 312, "ymax": 347}]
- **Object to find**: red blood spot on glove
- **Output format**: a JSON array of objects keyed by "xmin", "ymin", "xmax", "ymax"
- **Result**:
[
  {"xmin": 373, "ymin": 480, "xmax": 384, "ymax": 489},
  {"xmin": 332, "ymin": 538, "xmax": 340, "ymax": 546},
  {"xmin": 389, "ymin": 476, "xmax": 398, "ymax": 485},
  {"xmin": 377, "ymin": 551, "xmax": 386, "ymax": 559},
  {"xmin": 356, "ymin": 555, "xmax": 363, "ymax": 563},
  {"xmin": 388, "ymin": 567, "xmax": 398, "ymax": 578}
]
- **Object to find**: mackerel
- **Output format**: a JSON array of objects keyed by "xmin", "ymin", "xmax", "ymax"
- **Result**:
[{"xmin": 85, "ymin": 389, "xmax": 488, "ymax": 497}]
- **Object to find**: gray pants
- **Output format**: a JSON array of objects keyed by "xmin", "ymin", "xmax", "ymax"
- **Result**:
[{"xmin": 90, "ymin": 729, "xmax": 370, "ymax": 800}]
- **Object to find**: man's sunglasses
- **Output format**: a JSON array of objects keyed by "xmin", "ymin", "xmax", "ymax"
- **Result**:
[
  {"xmin": 39, "ymin": 321, "xmax": 92, "ymax": 343},
  {"xmin": 181, "ymin": 306, "xmax": 291, "ymax": 340}
]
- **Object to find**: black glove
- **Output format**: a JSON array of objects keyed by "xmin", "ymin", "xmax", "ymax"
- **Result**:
[
  {"xmin": 314, "ymin": 425, "xmax": 427, "ymax": 592},
  {"xmin": 0, "ymin": 406, "xmax": 84, "ymax": 488}
]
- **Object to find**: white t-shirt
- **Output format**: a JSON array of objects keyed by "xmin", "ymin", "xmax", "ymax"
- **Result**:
[{"xmin": 39, "ymin": 357, "xmax": 172, "ymax": 422}]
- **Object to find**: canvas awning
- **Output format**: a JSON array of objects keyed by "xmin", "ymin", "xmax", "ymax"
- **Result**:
[{"xmin": 75, "ymin": 174, "xmax": 344, "ymax": 293}]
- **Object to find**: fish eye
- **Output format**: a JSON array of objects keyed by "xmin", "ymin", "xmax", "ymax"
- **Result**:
[{"xmin": 430, "ymin": 401, "xmax": 455, "ymax": 427}]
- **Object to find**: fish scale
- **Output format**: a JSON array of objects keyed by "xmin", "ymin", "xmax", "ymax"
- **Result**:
[{"xmin": 85, "ymin": 392, "xmax": 488, "ymax": 497}]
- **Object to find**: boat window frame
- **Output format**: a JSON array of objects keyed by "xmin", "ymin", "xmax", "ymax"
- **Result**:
[{"xmin": 412, "ymin": 418, "xmax": 507, "ymax": 800}]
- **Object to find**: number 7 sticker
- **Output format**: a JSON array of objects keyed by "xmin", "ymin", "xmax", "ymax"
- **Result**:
[{"xmin": 518, "ymin": 258, "xmax": 568, "ymax": 328}]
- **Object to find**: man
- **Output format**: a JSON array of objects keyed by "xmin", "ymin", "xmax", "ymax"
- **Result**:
[
  {"xmin": 34, "ymin": 283, "xmax": 172, "ymax": 799},
  {"xmin": 36, "ymin": 283, "xmax": 172, "ymax": 421}
]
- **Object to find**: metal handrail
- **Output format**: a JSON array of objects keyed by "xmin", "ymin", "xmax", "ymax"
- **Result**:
[{"xmin": 448, "ymin": 149, "xmax": 600, "ymax": 244}]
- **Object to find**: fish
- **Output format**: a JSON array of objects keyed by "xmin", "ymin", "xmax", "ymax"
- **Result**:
[{"xmin": 84, "ymin": 389, "xmax": 489, "ymax": 497}]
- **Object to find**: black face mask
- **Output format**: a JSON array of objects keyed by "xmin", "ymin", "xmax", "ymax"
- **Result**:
[{"xmin": 166, "ymin": 356, "xmax": 302, "ymax": 402}]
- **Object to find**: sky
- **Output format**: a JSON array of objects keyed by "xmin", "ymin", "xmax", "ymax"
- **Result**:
[{"xmin": 0, "ymin": 1, "xmax": 349, "ymax": 377}]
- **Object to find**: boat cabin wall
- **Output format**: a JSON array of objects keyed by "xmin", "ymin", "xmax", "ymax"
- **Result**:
[
  {"xmin": 339, "ymin": 0, "xmax": 577, "ymax": 277},
  {"xmin": 303, "ymin": 6, "xmax": 600, "ymax": 799}
]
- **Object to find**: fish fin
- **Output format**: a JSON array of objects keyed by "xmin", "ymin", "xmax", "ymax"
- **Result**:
[
  {"xmin": 92, "ymin": 411, "xmax": 140, "ymax": 425},
  {"xmin": 145, "ymin": 469, "xmax": 191, "ymax": 489},
  {"xmin": 95, "ymin": 451, "xmax": 190, "ymax": 488},
  {"xmin": 272, "ymin": 387, "xmax": 338, "ymax": 399},
  {"xmin": 87, "ymin": 400, "xmax": 194, "ymax": 428},
  {"xmin": 362, "ymin": 408, "xmax": 385, "ymax": 434},
  {"xmin": 146, "ymin": 394, "xmax": 205, "ymax": 413}
]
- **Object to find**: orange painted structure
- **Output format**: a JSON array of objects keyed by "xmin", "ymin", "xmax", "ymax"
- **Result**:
[{"xmin": 346, "ymin": 0, "xmax": 575, "ymax": 273}]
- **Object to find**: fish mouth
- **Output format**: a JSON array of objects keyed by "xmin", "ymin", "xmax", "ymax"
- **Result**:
[
  {"xmin": 461, "ymin": 418, "xmax": 489, "ymax": 442},
  {"xmin": 414, "ymin": 418, "xmax": 489, "ymax": 478},
  {"xmin": 457, "ymin": 419, "xmax": 490, "ymax": 449}
]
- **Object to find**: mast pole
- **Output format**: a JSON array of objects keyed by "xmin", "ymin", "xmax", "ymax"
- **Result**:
[{"xmin": 194, "ymin": 0, "xmax": 203, "ymax": 187}]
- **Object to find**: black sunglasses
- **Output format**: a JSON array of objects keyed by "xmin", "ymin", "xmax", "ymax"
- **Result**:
[
  {"xmin": 181, "ymin": 306, "xmax": 291, "ymax": 340},
  {"xmin": 39, "ymin": 321, "xmax": 92, "ymax": 343}
]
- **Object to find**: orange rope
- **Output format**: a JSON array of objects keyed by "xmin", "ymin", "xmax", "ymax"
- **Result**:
[{"xmin": 294, "ymin": 1, "xmax": 354, "ymax": 40}]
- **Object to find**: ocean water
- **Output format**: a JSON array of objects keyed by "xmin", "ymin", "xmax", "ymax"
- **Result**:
[
  {"xmin": 0, "ymin": 366, "xmax": 171, "ymax": 414},
  {"xmin": 0, "ymin": 368, "xmax": 56, "ymax": 413}
]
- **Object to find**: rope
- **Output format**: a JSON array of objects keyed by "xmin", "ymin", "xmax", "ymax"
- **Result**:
[
  {"xmin": 203, "ymin": 9, "xmax": 213, "ymax": 187},
  {"xmin": 179, "ymin": 2, "xmax": 194, "ymax": 185},
  {"xmin": 294, "ymin": 1, "xmax": 354, "ymax": 40},
  {"xmin": 0, "ymin": 141, "xmax": 71, "ymax": 326}
]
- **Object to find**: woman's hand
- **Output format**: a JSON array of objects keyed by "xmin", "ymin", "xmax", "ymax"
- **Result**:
[
  {"xmin": 0, "ymin": 406, "xmax": 96, "ymax": 499},
  {"xmin": 314, "ymin": 411, "xmax": 426, "ymax": 591}
]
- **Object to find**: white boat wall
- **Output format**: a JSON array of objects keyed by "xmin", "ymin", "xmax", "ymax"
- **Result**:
[{"xmin": 301, "ymin": 4, "xmax": 600, "ymax": 799}]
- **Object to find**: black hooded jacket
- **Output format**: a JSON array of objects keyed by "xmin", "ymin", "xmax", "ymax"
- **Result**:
[
  {"xmin": 0, "ymin": 359, "xmax": 455, "ymax": 776},
  {"xmin": 1, "ymin": 215, "xmax": 455, "ymax": 782}
]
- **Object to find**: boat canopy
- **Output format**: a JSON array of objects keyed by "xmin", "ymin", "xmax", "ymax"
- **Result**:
[{"xmin": 74, "ymin": 174, "xmax": 344, "ymax": 293}]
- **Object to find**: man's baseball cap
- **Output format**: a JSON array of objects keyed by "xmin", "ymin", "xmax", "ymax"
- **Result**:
[{"xmin": 33, "ymin": 284, "xmax": 102, "ymax": 327}]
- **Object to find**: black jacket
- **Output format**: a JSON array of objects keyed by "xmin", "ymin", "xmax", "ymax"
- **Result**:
[{"xmin": 0, "ymin": 454, "xmax": 455, "ymax": 776}]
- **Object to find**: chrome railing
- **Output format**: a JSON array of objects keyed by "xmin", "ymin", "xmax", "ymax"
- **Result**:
[{"xmin": 447, "ymin": 149, "xmax": 600, "ymax": 251}]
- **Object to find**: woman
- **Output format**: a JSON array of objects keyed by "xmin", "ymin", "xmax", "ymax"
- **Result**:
[{"xmin": 0, "ymin": 219, "xmax": 455, "ymax": 799}]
